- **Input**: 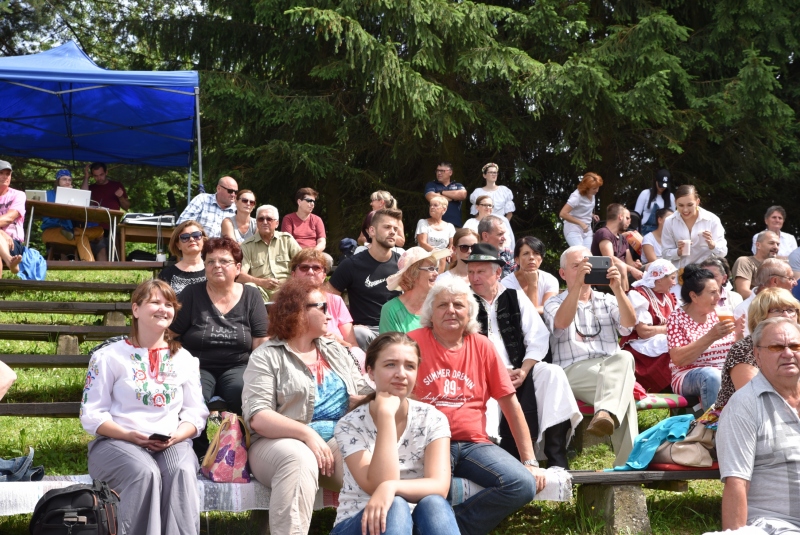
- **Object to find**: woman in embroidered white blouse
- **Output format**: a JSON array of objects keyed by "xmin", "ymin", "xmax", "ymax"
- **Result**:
[{"xmin": 80, "ymin": 279, "xmax": 209, "ymax": 535}]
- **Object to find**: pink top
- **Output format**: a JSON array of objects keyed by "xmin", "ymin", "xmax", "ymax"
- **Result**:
[
  {"xmin": 326, "ymin": 293, "xmax": 353, "ymax": 339},
  {"xmin": 667, "ymin": 307, "xmax": 735, "ymax": 393},
  {"xmin": 281, "ymin": 212, "xmax": 325, "ymax": 249},
  {"xmin": 0, "ymin": 188, "xmax": 26, "ymax": 241}
]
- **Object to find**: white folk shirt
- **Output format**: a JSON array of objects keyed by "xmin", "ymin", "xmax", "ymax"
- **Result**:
[
  {"xmin": 660, "ymin": 207, "xmax": 728, "ymax": 269},
  {"xmin": 475, "ymin": 286, "xmax": 549, "ymax": 367}
]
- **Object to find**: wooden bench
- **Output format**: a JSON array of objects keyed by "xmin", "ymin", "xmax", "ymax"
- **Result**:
[
  {"xmin": 572, "ymin": 394, "xmax": 701, "ymax": 453},
  {"xmin": 0, "ymin": 324, "xmax": 128, "ymax": 343},
  {"xmin": 1, "ymin": 354, "xmax": 90, "ymax": 368},
  {"xmin": 45, "ymin": 261, "xmax": 165, "ymax": 271},
  {"xmin": 0, "ymin": 301, "xmax": 132, "ymax": 315},
  {"xmin": 0, "ymin": 280, "xmax": 138, "ymax": 293},
  {"xmin": 571, "ymin": 468, "xmax": 720, "ymax": 534}
]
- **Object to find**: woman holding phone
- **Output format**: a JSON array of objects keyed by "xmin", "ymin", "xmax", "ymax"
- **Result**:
[
  {"xmin": 332, "ymin": 332, "xmax": 457, "ymax": 535},
  {"xmin": 81, "ymin": 280, "xmax": 208, "ymax": 534}
]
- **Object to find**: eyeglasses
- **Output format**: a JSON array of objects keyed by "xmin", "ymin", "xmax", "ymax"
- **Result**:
[
  {"xmin": 297, "ymin": 264, "xmax": 324, "ymax": 274},
  {"xmin": 179, "ymin": 231, "xmax": 204, "ymax": 243},
  {"xmin": 239, "ymin": 198, "xmax": 256, "ymax": 205},
  {"xmin": 769, "ymin": 308, "xmax": 798, "ymax": 316},
  {"xmin": 302, "ymin": 198, "xmax": 316, "ymax": 204},
  {"xmin": 457, "ymin": 244, "xmax": 473, "ymax": 253},
  {"xmin": 757, "ymin": 344, "xmax": 800, "ymax": 353},
  {"xmin": 205, "ymin": 258, "xmax": 236, "ymax": 268},
  {"xmin": 435, "ymin": 168, "xmax": 449, "ymax": 173},
  {"xmin": 257, "ymin": 216, "xmax": 278, "ymax": 223},
  {"xmin": 418, "ymin": 266, "xmax": 438, "ymax": 273},
  {"xmin": 485, "ymin": 171, "xmax": 498, "ymax": 175},
  {"xmin": 306, "ymin": 302, "xmax": 328, "ymax": 314},
  {"xmin": 478, "ymin": 203, "xmax": 493, "ymax": 208},
  {"xmin": 219, "ymin": 186, "xmax": 238, "ymax": 195}
]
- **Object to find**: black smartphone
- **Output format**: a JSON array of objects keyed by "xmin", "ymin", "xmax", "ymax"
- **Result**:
[
  {"xmin": 148, "ymin": 433, "xmax": 171, "ymax": 442},
  {"xmin": 584, "ymin": 256, "xmax": 611, "ymax": 285}
]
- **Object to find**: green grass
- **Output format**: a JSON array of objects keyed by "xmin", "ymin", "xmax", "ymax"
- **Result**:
[{"xmin": 0, "ymin": 269, "xmax": 724, "ymax": 534}]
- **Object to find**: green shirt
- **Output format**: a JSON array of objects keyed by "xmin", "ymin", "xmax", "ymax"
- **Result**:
[{"xmin": 379, "ymin": 297, "xmax": 421, "ymax": 334}]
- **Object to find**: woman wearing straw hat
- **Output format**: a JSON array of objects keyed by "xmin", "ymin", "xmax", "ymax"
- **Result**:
[{"xmin": 379, "ymin": 247, "xmax": 450, "ymax": 334}]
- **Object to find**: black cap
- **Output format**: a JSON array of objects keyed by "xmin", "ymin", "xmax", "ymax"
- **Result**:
[{"xmin": 656, "ymin": 169, "xmax": 670, "ymax": 188}]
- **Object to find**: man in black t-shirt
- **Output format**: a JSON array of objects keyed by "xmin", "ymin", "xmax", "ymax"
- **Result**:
[{"xmin": 328, "ymin": 208, "xmax": 402, "ymax": 350}]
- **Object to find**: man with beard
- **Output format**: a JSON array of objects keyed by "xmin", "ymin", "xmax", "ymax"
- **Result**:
[
  {"xmin": 328, "ymin": 208, "xmax": 403, "ymax": 350},
  {"xmin": 591, "ymin": 203, "xmax": 643, "ymax": 285}
]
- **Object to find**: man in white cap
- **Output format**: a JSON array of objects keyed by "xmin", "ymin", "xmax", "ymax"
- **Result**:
[
  {"xmin": 0, "ymin": 160, "xmax": 25, "ymax": 277},
  {"xmin": 466, "ymin": 243, "xmax": 581, "ymax": 468}
]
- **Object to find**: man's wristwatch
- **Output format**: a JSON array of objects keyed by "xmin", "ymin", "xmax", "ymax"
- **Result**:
[{"xmin": 522, "ymin": 459, "xmax": 539, "ymax": 468}]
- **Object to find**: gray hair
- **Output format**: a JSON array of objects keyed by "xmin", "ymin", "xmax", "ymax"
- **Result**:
[
  {"xmin": 754, "ymin": 258, "xmax": 790, "ymax": 287},
  {"xmin": 752, "ymin": 316, "xmax": 800, "ymax": 348},
  {"xmin": 560, "ymin": 245, "xmax": 591, "ymax": 269},
  {"xmin": 256, "ymin": 204, "xmax": 279, "ymax": 219},
  {"xmin": 764, "ymin": 205, "xmax": 786, "ymax": 220},
  {"xmin": 477, "ymin": 215, "xmax": 504, "ymax": 238},
  {"xmin": 756, "ymin": 230, "xmax": 779, "ymax": 244},
  {"xmin": 419, "ymin": 277, "xmax": 481, "ymax": 335}
]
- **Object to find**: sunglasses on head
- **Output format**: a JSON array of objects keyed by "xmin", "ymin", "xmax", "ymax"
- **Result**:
[
  {"xmin": 179, "ymin": 231, "xmax": 204, "ymax": 243},
  {"xmin": 306, "ymin": 302, "xmax": 328, "ymax": 314},
  {"xmin": 257, "ymin": 216, "xmax": 278, "ymax": 223},
  {"xmin": 220, "ymin": 186, "xmax": 238, "ymax": 195}
]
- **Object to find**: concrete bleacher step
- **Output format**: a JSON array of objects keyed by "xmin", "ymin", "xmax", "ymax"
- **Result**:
[
  {"xmin": 0, "ymin": 280, "xmax": 138, "ymax": 293},
  {"xmin": 0, "ymin": 324, "xmax": 128, "ymax": 342},
  {"xmin": 2, "ymin": 354, "xmax": 91, "ymax": 368}
]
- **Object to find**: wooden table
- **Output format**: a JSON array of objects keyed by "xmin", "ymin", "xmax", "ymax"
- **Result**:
[
  {"xmin": 117, "ymin": 223, "xmax": 175, "ymax": 256},
  {"xmin": 24, "ymin": 200, "xmax": 124, "ymax": 260}
]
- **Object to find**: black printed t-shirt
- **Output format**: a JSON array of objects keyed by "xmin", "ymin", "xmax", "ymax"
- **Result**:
[
  {"xmin": 170, "ymin": 283, "xmax": 268, "ymax": 372},
  {"xmin": 158, "ymin": 264, "xmax": 206, "ymax": 296},
  {"xmin": 329, "ymin": 250, "xmax": 401, "ymax": 327}
]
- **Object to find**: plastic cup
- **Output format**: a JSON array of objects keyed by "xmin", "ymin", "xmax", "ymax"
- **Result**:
[{"xmin": 680, "ymin": 240, "xmax": 692, "ymax": 256}]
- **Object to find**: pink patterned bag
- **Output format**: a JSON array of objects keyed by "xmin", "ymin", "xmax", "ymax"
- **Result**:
[{"xmin": 200, "ymin": 412, "xmax": 251, "ymax": 483}]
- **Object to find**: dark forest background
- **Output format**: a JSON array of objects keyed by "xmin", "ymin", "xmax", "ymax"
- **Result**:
[{"xmin": 2, "ymin": 0, "xmax": 799, "ymax": 269}]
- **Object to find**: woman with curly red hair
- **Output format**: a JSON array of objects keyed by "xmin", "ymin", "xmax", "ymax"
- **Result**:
[
  {"xmin": 242, "ymin": 278, "xmax": 373, "ymax": 535},
  {"xmin": 559, "ymin": 172, "xmax": 603, "ymax": 247}
]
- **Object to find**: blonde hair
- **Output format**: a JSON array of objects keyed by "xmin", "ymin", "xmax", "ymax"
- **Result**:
[
  {"xmin": 429, "ymin": 194, "xmax": 449, "ymax": 209},
  {"xmin": 370, "ymin": 190, "xmax": 398, "ymax": 209},
  {"xmin": 748, "ymin": 287, "xmax": 800, "ymax": 333},
  {"xmin": 482, "ymin": 162, "xmax": 499, "ymax": 174}
]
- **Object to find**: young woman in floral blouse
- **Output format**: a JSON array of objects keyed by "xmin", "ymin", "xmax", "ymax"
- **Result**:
[{"xmin": 80, "ymin": 279, "xmax": 208, "ymax": 534}]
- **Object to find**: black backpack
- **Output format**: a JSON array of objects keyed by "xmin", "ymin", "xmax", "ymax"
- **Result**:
[{"xmin": 30, "ymin": 479, "xmax": 119, "ymax": 535}]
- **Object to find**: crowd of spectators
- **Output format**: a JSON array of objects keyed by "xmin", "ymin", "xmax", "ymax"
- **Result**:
[{"xmin": 4, "ymin": 159, "xmax": 800, "ymax": 533}]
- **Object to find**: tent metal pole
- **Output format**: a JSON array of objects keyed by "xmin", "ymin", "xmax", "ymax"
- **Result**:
[
  {"xmin": 194, "ymin": 87, "xmax": 203, "ymax": 190},
  {"xmin": 187, "ymin": 162, "xmax": 192, "ymax": 204}
]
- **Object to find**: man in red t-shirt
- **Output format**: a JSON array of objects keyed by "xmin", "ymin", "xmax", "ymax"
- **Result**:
[
  {"xmin": 82, "ymin": 162, "xmax": 130, "ymax": 261},
  {"xmin": 408, "ymin": 277, "xmax": 546, "ymax": 535}
]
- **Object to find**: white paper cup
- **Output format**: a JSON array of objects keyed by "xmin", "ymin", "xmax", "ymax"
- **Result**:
[{"xmin": 680, "ymin": 240, "xmax": 692, "ymax": 256}]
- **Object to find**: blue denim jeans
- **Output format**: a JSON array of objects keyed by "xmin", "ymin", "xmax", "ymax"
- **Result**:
[
  {"xmin": 448, "ymin": 441, "xmax": 536, "ymax": 535},
  {"xmin": 679, "ymin": 367, "xmax": 721, "ymax": 411},
  {"xmin": 331, "ymin": 495, "xmax": 458, "ymax": 535}
]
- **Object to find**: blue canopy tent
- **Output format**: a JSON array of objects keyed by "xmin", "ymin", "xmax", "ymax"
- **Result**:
[{"xmin": 0, "ymin": 41, "xmax": 203, "ymax": 194}]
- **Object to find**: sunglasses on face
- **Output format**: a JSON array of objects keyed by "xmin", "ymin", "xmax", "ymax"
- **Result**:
[
  {"xmin": 220, "ymin": 186, "xmax": 238, "ymax": 195},
  {"xmin": 457, "ymin": 244, "xmax": 473, "ymax": 253},
  {"xmin": 239, "ymin": 198, "xmax": 256, "ymax": 205},
  {"xmin": 303, "ymin": 198, "xmax": 316, "ymax": 204},
  {"xmin": 179, "ymin": 231, "xmax": 204, "ymax": 243},
  {"xmin": 257, "ymin": 216, "xmax": 278, "ymax": 223},
  {"xmin": 306, "ymin": 302, "xmax": 328, "ymax": 314},
  {"xmin": 418, "ymin": 266, "xmax": 438, "ymax": 273},
  {"xmin": 297, "ymin": 264, "xmax": 324, "ymax": 274}
]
